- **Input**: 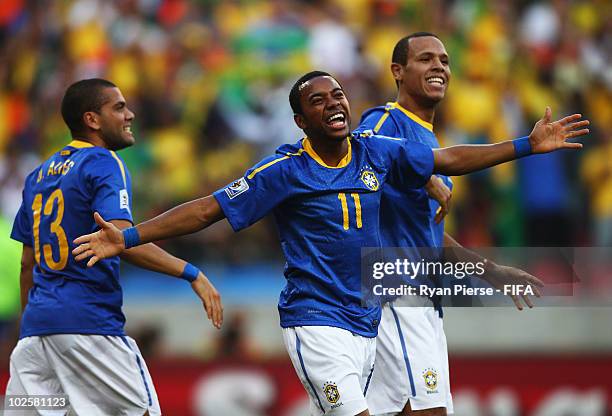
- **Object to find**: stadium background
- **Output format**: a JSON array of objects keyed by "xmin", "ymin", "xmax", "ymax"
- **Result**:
[{"xmin": 0, "ymin": 0, "xmax": 611, "ymax": 414}]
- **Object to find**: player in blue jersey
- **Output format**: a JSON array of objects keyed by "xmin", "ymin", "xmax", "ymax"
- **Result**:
[
  {"xmin": 355, "ymin": 33, "xmax": 575, "ymax": 416},
  {"xmin": 73, "ymin": 71, "xmax": 588, "ymax": 416},
  {"xmin": 6, "ymin": 79, "xmax": 222, "ymax": 416}
]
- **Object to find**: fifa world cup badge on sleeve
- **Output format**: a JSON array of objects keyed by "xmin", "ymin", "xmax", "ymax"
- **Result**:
[
  {"xmin": 225, "ymin": 177, "xmax": 250, "ymax": 199},
  {"xmin": 119, "ymin": 189, "xmax": 130, "ymax": 211}
]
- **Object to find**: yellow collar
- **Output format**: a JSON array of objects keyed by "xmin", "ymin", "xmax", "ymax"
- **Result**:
[
  {"xmin": 67, "ymin": 139, "xmax": 95, "ymax": 148},
  {"xmin": 303, "ymin": 137, "xmax": 352, "ymax": 169},
  {"xmin": 389, "ymin": 102, "xmax": 434, "ymax": 132}
]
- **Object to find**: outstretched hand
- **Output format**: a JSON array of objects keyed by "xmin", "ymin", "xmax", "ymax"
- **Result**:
[
  {"xmin": 529, "ymin": 107, "xmax": 590, "ymax": 154},
  {"xmin": 191, "ymin": 272, "xmax": 224, "ymax": 329},
  {"xmin": 73, "ymin": 212, "xmax": 126, "ymax": 267},
  {"xmin": 483, "ymin": 262, "xmax": 545, "ymax": 310}
]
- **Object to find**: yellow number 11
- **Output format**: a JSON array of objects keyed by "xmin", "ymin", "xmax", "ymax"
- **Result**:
[
  {"xmin": 32, "ymin": 189, "xmax": 69, "ymax": 270},
  {"xmin": 337, "ymin": 193, "xmax": 362, "ymax": 231}
]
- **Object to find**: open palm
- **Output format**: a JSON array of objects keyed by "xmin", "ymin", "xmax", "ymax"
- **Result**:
[
  {"xmin": 73, "ymin": 212, "xmax": 125, "ymax": 267},
  {"xmin": 529, "ymin": 107, "xmax": 589, "ymax": 154}
]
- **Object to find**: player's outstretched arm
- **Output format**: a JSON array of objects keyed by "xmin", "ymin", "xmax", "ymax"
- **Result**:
[
  {"xmin": 443, "ymin": 233, "xmax": 544, "ymax": 310},
  {"xmin": 432, "ymin": 107, "xmax": 589, "ymax": 176},
  {"xmin": 110, "ymin": 220, "xmax": 223, "ymax": 329},
  {"xmin": 73, "ymin": 195, "xmax": 225, "ymax": 266}
]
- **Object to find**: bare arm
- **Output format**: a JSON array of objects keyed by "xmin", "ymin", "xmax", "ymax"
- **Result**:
[
  {"xmin": 433, "ymin": 141, "xmax": 516, "ymax": 176},
  {"xmin": 443, "ymin": 233, "xmax": 543, "ymax": 310},
  {"xmin": 135, "ymin": 196, "xmax": 225, "ymax": 245},
  {"xmin": 111, "ymin": 219, "xmax": 223, "ymax": 329},
  {"xmin": 73, "ymin": 196, "xmax": 225, "ymax": 265},
  {"xmin": 19, "ymin": 245, "xmax": 35, "ymax": 313},
  {"xmin": 433, "ymin": 108, "xmax": 589, "ymax": 176}
]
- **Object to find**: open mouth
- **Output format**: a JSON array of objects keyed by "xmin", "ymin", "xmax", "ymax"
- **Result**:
[
  {"xmin": 123, "ymin": 126, "xmax": 132, "ymax": 133},
  {"xmin": 325, "ymin": 112, "xmax": 347, "ymax": 130},
  {"xmin": 426, "ymin": 76, "xmax": 445, "ymax": 86}
]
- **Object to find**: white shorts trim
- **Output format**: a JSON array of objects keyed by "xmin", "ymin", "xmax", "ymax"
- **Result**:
[
  {"xmin": 5, "ymin": 334, "xmax": 161, "ymax": 416},
  {"xmin": 367, "ymin": 301, "xmax": 453, "ymax": 415},
  {"xmin": 282, "ymin": 326, "xmax": 376, "ymax": 416}
]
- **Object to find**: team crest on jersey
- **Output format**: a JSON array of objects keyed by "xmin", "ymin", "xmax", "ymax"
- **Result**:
[
  {"xmin": 360, "ymin": 170, "xmax": 379, "ymax": 191},
  {"xmin": 225, "ymin": 177, "xmax": 249, "ymax": 199},
  {"xmin": 323, "ymin": 381, "xmax": 340, "ymax": 404},
  {"xmin": 423, "ymin": 368, "xmax": 438, "ymax": 392}
]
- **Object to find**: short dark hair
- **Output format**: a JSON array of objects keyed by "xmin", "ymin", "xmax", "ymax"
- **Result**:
[
  {"xmin": 61, "ymin": 78, "xmax": 117, "ymax": 135},
  {"xmin": 391, "ymin": 32, "xmax": 439, "ymax": 66},
  {"xmin": 289, "ymin": 70, "xmax": 336, "ymax": 115}
]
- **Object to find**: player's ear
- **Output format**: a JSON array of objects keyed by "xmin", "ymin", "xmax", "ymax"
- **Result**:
[
  {"xmin": 391, "ymin": 63, "xmax": 403, "ymax": 83},
  {"xmin": 83, "ymin": 111, "xmax": 101, "ymax": 131},
  {"xmin": 294, "ymin": 113, "xmax": 307, "ymax": 130}
]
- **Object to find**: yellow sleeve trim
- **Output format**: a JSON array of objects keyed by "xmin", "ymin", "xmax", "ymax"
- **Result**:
[
  {"xmin": 391, "ymin": 102, "xmax": 434, "ymax": 132},
  {"xmin": 373, "ymin": 112, "xmax": 390, "ymax": 133},
  {"xmin": 303, "ymin": 137, "xmax": 352, "ymax": 169},
  {"xmin": 109, "ymin": 151, "xmax": 127, "ymax": 187}
]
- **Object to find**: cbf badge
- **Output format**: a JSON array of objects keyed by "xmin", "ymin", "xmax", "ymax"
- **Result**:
[
  {"xmin": 360, "ymin": 170, "xmax": 379, "ymax": 191},
  {"xmin": 323, "ymin": 381, "xmax": 340, "ymax": 404},
  {"xmin": 423, "ymin": 368, "xmax": 438, "ymax": 392}
]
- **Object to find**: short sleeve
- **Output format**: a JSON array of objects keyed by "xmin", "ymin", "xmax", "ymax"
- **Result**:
[
  {"xmin": 213, "ymin": 155, "xmax": 294, "ymax": 232},
  {"xmin": 374, "ymin": 136, "xmax": 434, "ymax": 191},
  {"xmin": 355, "ymin": 108, "xmax": 399, "ymax": 137},
  {"xmin": 11, "ymin": 191, "xmax": 32, "ymax": 246},
  {"xmin": 88, "ymin": 152, "xmax": 133, "ymax": 224}
]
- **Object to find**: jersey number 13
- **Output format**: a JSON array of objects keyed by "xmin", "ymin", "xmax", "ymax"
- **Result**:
[{"xmin": 31, "ymin": 189, "xmax": 68, "ymax": 270}]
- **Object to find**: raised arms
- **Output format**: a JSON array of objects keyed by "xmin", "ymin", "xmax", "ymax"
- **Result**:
[{"xmin": 433, "ymin": 108, "xmax": 589, "ymax": 176}]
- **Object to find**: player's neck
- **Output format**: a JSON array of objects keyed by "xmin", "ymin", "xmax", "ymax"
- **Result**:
[
  {"xmin": 306, "ymin": 136, "xmax": 350, "ymax": 167},
  {"xmin": 73, "ymin": 134, "xmax": 107, "ymax": 149},
  {"xmin": 396, "ymin": 95, "xmax": 436, "ymax": 125}
]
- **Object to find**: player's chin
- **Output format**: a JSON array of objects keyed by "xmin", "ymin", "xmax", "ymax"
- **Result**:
[
  {"xmin": 426, "ymin": 89, "xmax": 446, "ymax": 103},
  {"xmin": 324, "ymin": 125, "xmax": 350, "ymax": 141},
  {"xmin": 122, "ymin": 133, "xmax": 136, "ymax": 147}
]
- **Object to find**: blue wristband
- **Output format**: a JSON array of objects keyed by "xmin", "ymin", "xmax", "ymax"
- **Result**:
[
  {"xmin": 181, "ymin": 263, "xmax": 200, "ymax": 283},
  {"xmin": 122, "ymin": 227, "xmax": 140, "ymax": 249},
  {"xmin": 513, "ymin": 136, "xmax": 532, "ymax": 158}
]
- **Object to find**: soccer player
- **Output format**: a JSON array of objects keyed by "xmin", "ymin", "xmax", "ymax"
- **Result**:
[
  {"xmin": 6, "ymin": 79, "xmax": 223, "ymax": 416},
  {"xmin": 355, "ymin": 32, "xmax": 577, "ymax": 416},
  {"xmin": 73, "ymin": 71, "xmax": 588, "ymax": 416}
]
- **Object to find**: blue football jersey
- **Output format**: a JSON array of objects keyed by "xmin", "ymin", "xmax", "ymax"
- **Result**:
[
  {"xmin": 11, "ymin": 140, "xmax": 133, "ymax": 339},
  {"xmin": 356, "ymin": 102, "xmax": 453, "ymax": 249},
  {"xmin": 214, "ymin": 136, "xmax": 434, "ymax": 337}
]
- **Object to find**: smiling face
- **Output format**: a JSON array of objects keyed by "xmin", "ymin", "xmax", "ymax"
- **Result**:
[
  {"xmin": 393, "ymin": 36, "xmax": 451, "ymax": 107},
  {"xmin": 293, "ymin": 76, "xmax": 351, "ymax": 142},
  {"xmin": 87, "ymin": 87, "xmax": 135, "ymax": 151}
]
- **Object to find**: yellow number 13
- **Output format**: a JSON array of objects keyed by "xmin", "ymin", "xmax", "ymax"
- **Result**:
[
  {"xmin": 31, "ymin": 189, "xmax": 68, "ymax": 270},
  {"xmin": 338, "ymin": 193, "xmax": 362, "ymax": 231}
]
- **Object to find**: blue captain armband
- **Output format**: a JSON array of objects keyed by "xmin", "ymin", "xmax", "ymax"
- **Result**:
[
  {"xmin": 513, "ymin": 136, "xmax": 532, "ymax": 158},
  {"xmin": 181, "ymin": 263, "xmax": 200, "ymax": 283},
  {"xmin": 122, "ymin": 227, "xmax": 141, "ymax": 249}
]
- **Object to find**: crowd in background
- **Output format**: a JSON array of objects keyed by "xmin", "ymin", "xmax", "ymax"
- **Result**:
[{"xmin": 0, "ymin": 0, "xmax": 610, "ymax": 320}]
